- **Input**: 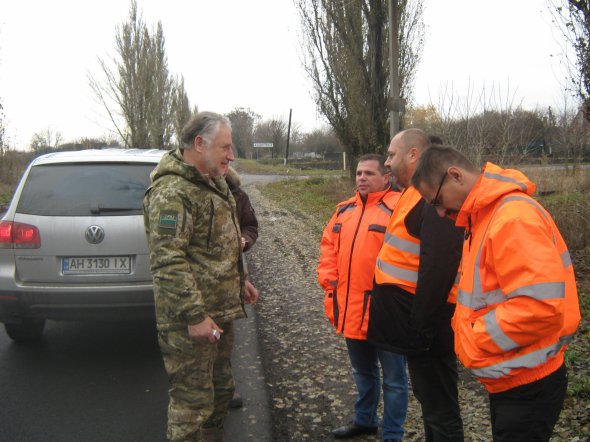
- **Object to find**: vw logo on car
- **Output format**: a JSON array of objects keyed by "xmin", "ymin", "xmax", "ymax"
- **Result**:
[{"xmin": 85, "ymin": 225, "xmax": 105, "ymax": 244}]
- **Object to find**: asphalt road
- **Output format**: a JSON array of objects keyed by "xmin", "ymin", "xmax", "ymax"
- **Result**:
[
  {"xmin": 0, "ymin": 305, "xmax": 270, "ymax": 441},
  {"xmin": 0, "ymin": 319, "xmax": 169, "ymax": 441}
]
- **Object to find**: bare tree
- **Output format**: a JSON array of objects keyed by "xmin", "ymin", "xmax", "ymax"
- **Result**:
[
  {"xmin": 296, "ymin": 0, "xmax": 424, "ymax": 175},
  {"xmin": 299, "ymin": 126, "xmax": 343, "ymax": 154},
  {"xmin": 89, "ymin": 0, "xmax": 180, "ymax": 148},
  {"xmin": 30, "ymin": 127, "xmax": 63, "ymax": 153},
  {"xmin": 226, "ymin": 108, "xmax": 261, "ymax": 158},
  {"xmin": 147, "ymin": 22, "xmax": 174, "ymax": 148},
  {"xmin": 171, "ymin": 76, "xmax": 193, "ymax": 145},
  {"xmin": 548, "ymin": 0, "xmax": 590, "ymax": 121},
  {"xmin": 254, "ymin": 117, "xmax": 288, "ymax": 159}
]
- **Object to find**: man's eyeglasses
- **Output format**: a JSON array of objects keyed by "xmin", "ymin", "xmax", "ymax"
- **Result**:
[{"xmin": 430, "ymin": 171, "xmax": 448, "ymax": 207}]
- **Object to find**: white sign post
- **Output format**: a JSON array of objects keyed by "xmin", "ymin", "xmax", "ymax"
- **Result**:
[{"xmin": 253, "ymin": 142, "xmax": 273, "ymax": 162}]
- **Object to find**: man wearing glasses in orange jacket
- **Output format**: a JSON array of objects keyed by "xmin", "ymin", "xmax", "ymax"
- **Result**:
[
  {"xmin": 368, "ymin": 129, "xmax": 465, "ymax": 442},
  {"xmin": 411, "ymin": 145, "xmax": 581, "ymax": 442},
  {"xmin": 318, "ymin": 154, "xmax": 408, "ymax": 441}
]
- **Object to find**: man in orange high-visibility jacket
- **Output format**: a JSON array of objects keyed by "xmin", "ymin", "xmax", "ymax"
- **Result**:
[
  {"xmin": 367, "ymin": 129, "xmax": 465, "ymax": 442},
  {"xmin": 318, "ymin": 154, "xmax": 408, "ymax": 441},
  {"xmin": 411, "ymin": 145, "xmax": 581, "ymax": 442}
]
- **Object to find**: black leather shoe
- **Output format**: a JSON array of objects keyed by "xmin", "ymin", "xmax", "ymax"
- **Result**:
[
  {"xmin": 229, "ymin": 392, "xmax": 243, "ymax": 408},
  {"xmin": 331, "ymin": 421, "xmax": 378, "ymax": 439}
]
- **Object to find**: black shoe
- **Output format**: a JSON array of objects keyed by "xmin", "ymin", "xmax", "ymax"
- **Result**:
[
  {"xmin": 229, "ymin": 392, "xmax": 243, "ymax": 409},
  {"xmin": 331, "ymin": 421, "xmax": 378, "ymax": 439}
]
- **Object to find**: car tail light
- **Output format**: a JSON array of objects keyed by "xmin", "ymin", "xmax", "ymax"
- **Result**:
[{"xmin": 0, "ymin": 221, "xmax": 41, "ymax": 249}]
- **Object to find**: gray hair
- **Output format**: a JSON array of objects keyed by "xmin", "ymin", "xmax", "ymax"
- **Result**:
[{"xmin": 180, "ymin": 111, "xmax": 232, "ymax": 149}]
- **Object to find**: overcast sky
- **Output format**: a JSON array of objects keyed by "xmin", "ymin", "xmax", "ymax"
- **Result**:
[{"xmin": 0, "ymin": 0, "xmax": 572, "ymax": 149}]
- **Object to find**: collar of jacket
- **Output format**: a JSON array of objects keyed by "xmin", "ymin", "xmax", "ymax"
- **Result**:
[
  {"xmin": 225, "ymin": 166, "xmax": 241, "ymax": 189},
  {"xmin": 352, "ymin": 185, "xmax": 395, "ymax": 206},
  {"xmin": 456, "ymin": 162, "xmax": 536, "ymax": 229}
]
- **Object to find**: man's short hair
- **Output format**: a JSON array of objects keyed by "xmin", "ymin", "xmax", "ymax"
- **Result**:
[
  {"xmin": 357, "ymin": 153, "xmax": 388, "ymax": 175},
  {"xmin": 412, "ymin": 145, "xmax": 478, "ymax": 189},
  {"xmin": 180, "ymin": 112, "xmax": 232, "ymax": 149}
]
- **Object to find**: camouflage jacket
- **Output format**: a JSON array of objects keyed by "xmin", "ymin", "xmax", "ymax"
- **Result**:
[{"xmin": 143, "ymin": 148, "xmax": 246, "ymax": 330}]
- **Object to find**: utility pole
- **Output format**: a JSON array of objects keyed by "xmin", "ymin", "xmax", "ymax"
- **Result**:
[
  {"xmin": 389, "ymin": 0, "xmax": 400, "ymax": 138},
  {"xmin": 284, "ymin": 108, "xmax": 292, "ymax": 166}
]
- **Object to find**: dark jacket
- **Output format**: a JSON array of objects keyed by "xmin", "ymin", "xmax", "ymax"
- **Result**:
[
  {"xmin": 367, "ymin": 198, "xmax": 464, "ymax": 355},
  {"xmin": 225, "ymin": 167, "xmax": 258, "ymax": 252}
]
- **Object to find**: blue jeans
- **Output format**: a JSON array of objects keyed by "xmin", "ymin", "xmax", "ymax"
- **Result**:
[{"xmin": 346, "ymin": 338, "xmax": 408, "ymax": 440}]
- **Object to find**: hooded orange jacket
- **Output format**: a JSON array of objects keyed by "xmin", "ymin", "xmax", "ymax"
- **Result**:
[
  {"xmin": 317, "ymin": 186, "xmax": 400, "ymax": 339},
  {"xmin": 454, "ymin": 162, "xmax": 581, "ymax": 393}
]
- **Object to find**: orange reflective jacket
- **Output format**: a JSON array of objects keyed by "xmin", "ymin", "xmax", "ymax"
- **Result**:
[
  {"xmin": 317, "ymin": 186, "xmax": 400, "ymax": 339},
  {"xmin": 374, "ymin": 186, "xmax": 458, "ymax": 303},
  {"xmin": 454, "ymin": 163, "xmax": 581, "ymax": 393},
  {"xmin": 374, "ymin": 186, "xmax": 422, "ymax": 293}
]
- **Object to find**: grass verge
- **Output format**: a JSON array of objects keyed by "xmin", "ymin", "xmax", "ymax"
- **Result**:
[
  {"xmin": 235, "ymin": 159, "xmax": 347, "ymax": 176},
  {"xmin": 260, "ymin": 176, "xmax": 355, "ymax": 227}
]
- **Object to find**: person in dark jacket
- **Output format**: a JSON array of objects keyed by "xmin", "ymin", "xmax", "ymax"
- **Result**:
[
  {"xmin": 225, "ymin": 167, "xmax": 258, "ymax": 252},
  {"xmin": 225, "ymin": 166, "xmax": 259, "ymax": 409},
  {"xmin": 368, "ymin": 128, "xmax": 465, "ymax": 442}
]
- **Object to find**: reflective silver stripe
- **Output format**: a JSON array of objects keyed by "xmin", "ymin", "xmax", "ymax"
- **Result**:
[
  {"xmin": 500, "ymin": 194, "xmax": 549, "ymax": 220},
  {"xmin": 483, "ymin": 172, "xmax": 528, "ymax": 192},
  {"xmin": 337, "ymin": 203, "xmax": 356, "ymax": 217},
  {"xmin": 469, "ymin": 333, "xmax": 574, "ymax": 379},
  {"xmin": 483, "ymin": 309, "xmax": 519, "ymax": 352},
  {"xmin": 457, "ymin": 289, "xmax": 471, "ymax": 307},
  {"xmin": 505, "ymin": 281, "xmax": 565, "ymax": 301},
  {"xmin": 383, "ymin": 232, "xmax": 421, "ymax": 255},
  {"xmin": 460, "ymin": 282, "xmax": 565, "ymax": 310},
  {"xmin": 376, "ymin": 258, "xmax": 418, "ymax": 283},
  {"xmin": 562, "ymin": 251, "xmax": 572, "ymax": 268},
  {"xmin": 377, "ymin": 203, "xmax": 393, "ymax": 217},
  {"xmin": 368, "ymin": 224, "xmax": 386, "ymax": 233}
]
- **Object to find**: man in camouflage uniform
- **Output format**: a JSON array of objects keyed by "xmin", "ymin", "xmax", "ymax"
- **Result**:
[{"xmin": 143, "ymin": 111, "xmax": 259, "ymax": 442}]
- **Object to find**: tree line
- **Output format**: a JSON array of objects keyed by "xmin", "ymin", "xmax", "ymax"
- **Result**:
[{"xmin": 2, "ymin": 0, "xmax": 590, "ymax": 171}]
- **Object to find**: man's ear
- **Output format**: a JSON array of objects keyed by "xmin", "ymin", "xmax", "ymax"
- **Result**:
[
  {"xmin": 448, "ymin": 166, "xmax": 464, "ymax": 184},
  {"xmin": 193, "ymin": 135, "xmax": 205, "ymax": 152},
  {"xmin": 408, "ymin": 147, "xmax": 418, "ymax": 162}
]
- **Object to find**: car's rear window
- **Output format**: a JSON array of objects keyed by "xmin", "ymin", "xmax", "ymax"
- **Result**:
[{"xmin": 16, "ymin": 163, "xmax": 156, "ymax": 216}]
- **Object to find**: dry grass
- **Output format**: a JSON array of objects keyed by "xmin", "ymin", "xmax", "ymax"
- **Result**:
[
  {"xmin": 261, "ymin": 176, "xmax": 355, "ymax": 227},
  {"xmin": 523, "ymin": 165, "xmax": 590, "ymax": 194}
]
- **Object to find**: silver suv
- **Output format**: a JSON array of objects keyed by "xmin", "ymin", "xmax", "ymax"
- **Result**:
[{"xmin": 0, "ymin": 148, "xmax": 165, "ymax": 342}]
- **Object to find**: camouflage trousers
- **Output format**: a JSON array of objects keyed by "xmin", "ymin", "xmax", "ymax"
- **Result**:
[{"xmin": 158, "ymin": 322, "xmax": 235, "ymax": 442}]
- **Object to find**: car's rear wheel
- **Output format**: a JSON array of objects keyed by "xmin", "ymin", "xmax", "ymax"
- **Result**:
[{"xmin": 5, "ymin": 319, "xmax": 46, "ymax": 342}]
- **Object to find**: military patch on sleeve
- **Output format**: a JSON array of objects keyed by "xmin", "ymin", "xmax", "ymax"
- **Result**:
[{"xmin": 158, "ymin": 210, "xmax": 179, "ymax": 234}]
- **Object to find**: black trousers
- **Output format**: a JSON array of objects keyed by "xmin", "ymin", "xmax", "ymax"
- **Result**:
[
  {"xmin": 406, "ymin": 319, "xmax": 464, "ymax": 442},
  {"xmin": 489, "ymin": 363, "xmax": 567, "ymax": 442}
]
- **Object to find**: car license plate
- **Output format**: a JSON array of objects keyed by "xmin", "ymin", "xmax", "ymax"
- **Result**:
[{"xmin": 62, "ymin": 256, "xmax": 131, "ymax": 274}]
